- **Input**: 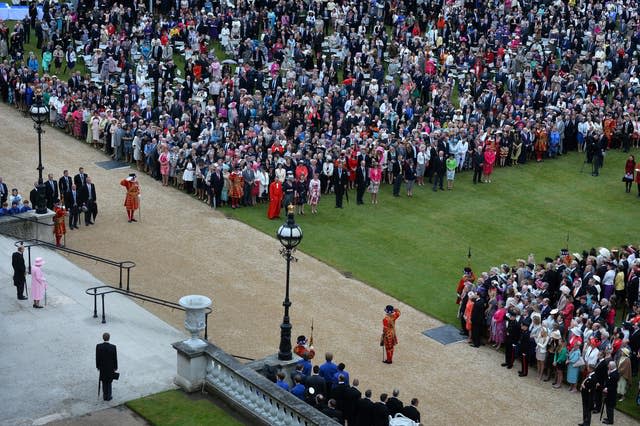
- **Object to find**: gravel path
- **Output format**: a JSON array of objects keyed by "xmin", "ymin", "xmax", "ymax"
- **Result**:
[{"xmin": 1, "ymin": 102, "xmax": 635, "ymax": 425}]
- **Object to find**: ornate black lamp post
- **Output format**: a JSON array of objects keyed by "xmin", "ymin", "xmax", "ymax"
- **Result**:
[
  {"xmin": 276, "ymin": 205, "xmax": 303, "ymax": 361},
  {"xmin": 29, "ymin": 90, "xmax": 49, "ymax": 214}
]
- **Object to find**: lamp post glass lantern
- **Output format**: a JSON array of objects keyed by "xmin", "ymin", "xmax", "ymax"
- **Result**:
[
  {"xmin": 276, "ymin": 205, "xmax": 303, "ymax": 361},
  {"xmin": 30, "ymin": 92, "xmax": 49, "ymax": 214}
]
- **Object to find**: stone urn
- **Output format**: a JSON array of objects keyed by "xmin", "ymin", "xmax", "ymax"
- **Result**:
[{"xmin": 178, "ymin": 295, "xmax": 212, "ymax": 349}]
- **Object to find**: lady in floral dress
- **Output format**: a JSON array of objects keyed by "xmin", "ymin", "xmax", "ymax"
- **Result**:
[{"xmin": 308, "ymin": 172, "xmax": 321, "ymax": 214}]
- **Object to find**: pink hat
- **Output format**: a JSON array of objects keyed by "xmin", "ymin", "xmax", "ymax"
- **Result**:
[{"xmin": 34, "ymin": 257, "xmax": 45, "ymax": 267}]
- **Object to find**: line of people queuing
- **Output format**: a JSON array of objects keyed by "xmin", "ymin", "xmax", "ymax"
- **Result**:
[
  {"xmin": 457, "ymin": 246, "xmax": 640, "ymax": 424},
  {"xmin": 270, "ymin": 341, "xmax": 421, "ymax": 425}
]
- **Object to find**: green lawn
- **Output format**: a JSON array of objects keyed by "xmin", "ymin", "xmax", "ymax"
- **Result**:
[
  {"xmin": 229, "ymin": 150, "xmax": 637, "ymax": 326},
  {"xmin": 126, "ymin": 390, "xmax": 244, "ymax": 426}
]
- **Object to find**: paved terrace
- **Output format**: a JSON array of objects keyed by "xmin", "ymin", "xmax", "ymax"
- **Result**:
[{"xmin": 0, "ymin": 235, "xmax": 185, "ymax": 426}]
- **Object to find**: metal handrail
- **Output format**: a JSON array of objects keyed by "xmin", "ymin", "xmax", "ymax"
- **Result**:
[
  {"xmin": 85, "ymin": 285, "xmax": 212, "ymax": 340},
  {"xmin": 13, "ymin": 238, "xmax": 136, "ymax": 290}
]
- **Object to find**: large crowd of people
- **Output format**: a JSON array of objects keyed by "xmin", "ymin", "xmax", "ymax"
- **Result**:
[
  {"xmin": 457, "ymin": 245, "xmax": 640, "ymax": 423},
  {"xmin": 0, "ymin": 0, "xmax": 639, "ymax": 217}
]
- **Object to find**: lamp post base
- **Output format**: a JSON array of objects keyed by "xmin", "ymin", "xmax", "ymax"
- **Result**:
[
  {"xmin": 278, "ymin": 321, "xmax": 292, "ymax": 361},
  {"xmin": 35, "ymin": 184, "xmax": 47, "ymax": 214}
]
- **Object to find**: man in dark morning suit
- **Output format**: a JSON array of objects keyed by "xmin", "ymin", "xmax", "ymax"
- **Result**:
[
  {"xmin": 580, "ymin": 371, "xmax": 597, "ymax": 426},
  {"xmin": 96, "ymin": 332, "xmax": 118, "ymax": 401},
  {"xmin": 58, "ymin": 170, "xmax": 73, "ymax": 195},
  {"xmin": 602, "ymin": 361, "xmax": 620, "ymax": 424},
  {"xmin": 592, "ymin": 351, "xmax": 611, "ymax": 414},
  {"xmin": 12, "ymin": 245, "xmax": 27, "ymax": 300},
  {"xmin": 79, "ymin": 177, "xmax": 97, "ymax": 225},
  {"xmin": 432, "ymin": 150, "xmax": 446, "ymax": 191},
  {"xmin": 386, "ymin": 388, "xmax": 403, "ymax": 416},
  {"xmin": 64, "ymin": 184, "xmax": 81, "ymax": 229},
  {"xmin": 0, "ymin": 176, "xmax": 8, "ymax": 205},
  {"xmin": 401, "ymin": 398, "xmax": 421, "ymax": 423},
  {"xmin": 73, "ymin": 167, "xmax": 88, "ymax": 188},
  {"xmin": 332, "ymin": 161, "xmax": 348, "ymax": 208},
  {"xmin": 355, "ymin": 160, "xmax": 368, "ymax": 205},
  {"xmin": 44, "ymin": 173, "xmax": 59, "ymax": 210},
  {"xmin": 305, "ymin": 365, "xmax": 327, "ymax": 401},
  {"xmin": 355, "ymin": 389, "xmax": 375, "ymax": 426},
  {"xmin": 372, "ymin": 393, "xmax": 390, "ymax": 426},
  {"xmin": 342, "ymin": 378, "xmax": 362, "ymax": 426}
]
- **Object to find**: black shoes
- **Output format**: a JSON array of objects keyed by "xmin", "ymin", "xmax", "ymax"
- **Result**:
[{"xmin": 18, "ymin": 296, "xmax": 28, "ymax": 300}]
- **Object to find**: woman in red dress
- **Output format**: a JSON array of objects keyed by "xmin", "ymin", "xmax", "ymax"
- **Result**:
[
  {"xmin": 267, "ymin": 178, "xmax": 283, "ymax": 219},
  {"xmin": 482, "ymin": 146, "xmax": 496, "ymax": 183},
  {"xmin": 623, "ymin": 155, "xmax": 635, "ymax": 193},
  {"xmin": 346, "ymin": 148, "xmax": 358, "ymax": 189}
]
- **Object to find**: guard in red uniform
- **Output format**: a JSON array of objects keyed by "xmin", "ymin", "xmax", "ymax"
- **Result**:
[
  {"xmin": 120, "ymin": 173, "xmax": 140, "ymax": 222},
  {"xmin": 52, "ymin": 199, "xmax": 66, "ymax": 247},
  {"xmin": 293, "ymin": 335, "xmax": 315, "ymax": 360},
  {"xmin": 382, "ymin": 305, "xmax": 401, "ymax": 364},
  {"xmin": 456, "ymin": 267, "xmax": 476, "ymax": 304}
]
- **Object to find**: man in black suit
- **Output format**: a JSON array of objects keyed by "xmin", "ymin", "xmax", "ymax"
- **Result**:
[
  {"xmin": 432, "ymin": 150, "xmax": 446, "ymax": 191},
  {"xmin": 321, "ymin": 399, "xmax": 344, "ymax": 425},
  {"xmin": 602, "ymin": 361, "xmax": 619, "ymax": 424},
  {"xmin": 12, "ymin": 245, "xmax": 27, "ymax": 300},
  {"xmin": 355, "ymin": 389, "xmax": 374, "ymax": 426},
  {"xmin": 305, "ymin": 366, "xmax": 326, "ymax": 400},
  {"xmin": 386, "ymin": 388, "xmax": 403, "ymax": 416},
  {"xmin": 472, "ymin": 146, "xmax": 484, "ymax": 184},
  {"xmin": 58, "ymin": 170, "xmax": 73, "ymax": 195},
  {"xmin": 29, "ymin": 182, "xmax": 39, "ymax": 209},
  {"xmin": 79, "ymin": 177, "xmax": 97, "ymax": 225},
  {"xmin": 44, "ymin": 173, "xmax": 59, "ymax": 210},
  {"xmin": 65, "ymin": 184, "xmax": 81, "ymax": 229},
  {"xmin": 355, "ymin": 160, "xmax": 368, "ymax": 205},
  {"xmin": 342, "ymin": 378, "xmax": 361, "ymax": 426},
  {"xmin": 372, "ymin": 393, "xmax": 390, "ymax": 426},
  {"xmin": 330, "ymin": 374, "xmax": 349, "ymax": 417},
  {"xmin": 400, "ymin": 398, "xmax": 420, "ymax": 423},
  {"xmin": 96, "ymin": 332, "xmax": 118, "ymax": 401},
  {"xmin": 580, "ymin": 371, "xmax": 597, "ymax": 426},
  {"xmin": 390, "ymin": 155, "xmax": 403, "ymax": 197},
  {"xmin": 592, "ymin": 351, "xmax": 611, "ymax": 414},
  {"xmin": 0, "ymin": 176, "xmax": 8, "ymax": 206},
  {"xmin": 332, "ymin": 161, "xmax": 348, "ymax": 208},
  {"xmin": 73, "ymin": 167, "xmax": 88, "ymax": 188}
]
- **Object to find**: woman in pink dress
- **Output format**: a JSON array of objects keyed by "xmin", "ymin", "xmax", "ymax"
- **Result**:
[
  {"xmin": 159, "ymin": 144, "xmax": 170, "ymax": 186},
  {"xmin": 308, "ymin": 172, "xmax": 321, "ymax": 214},
  {"xmin": 482, "ymin": 147, "xmax": 496, "ymax": 183},
  {"xmin": 31, "ymin": 257, "xmax": 48, "ymax": 309},
  {"xmin": 490, "ymin": 300, "xmax": 506, "ymax": 349},
  {"xmin": 368, "ymin": 161, "xmax": 382, "ymax": 204}
]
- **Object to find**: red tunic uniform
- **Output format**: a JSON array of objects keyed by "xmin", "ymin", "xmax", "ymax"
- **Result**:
[
  {"xmin": 53, "ymin": 206, "xmax": 66, "ymax": 246},
  {"xmin": 293, "ymin": 344, "xmax": 315, "ymax": 360},
  {"xmin": 382, "ymin": 308, "xmax": 401, "ymax": 363},
  {"xmin": 120, "ymin": 179, "xmax": 140, "ymax": 210}
]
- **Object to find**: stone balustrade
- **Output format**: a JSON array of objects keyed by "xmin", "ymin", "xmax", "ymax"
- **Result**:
[
  {"xmin": 173, "ymin": 341, "xmax": 340, "ymax": 426},
  {"xmin": 0, "ymin": 211, "xmax": 55, "ymax": 243}
]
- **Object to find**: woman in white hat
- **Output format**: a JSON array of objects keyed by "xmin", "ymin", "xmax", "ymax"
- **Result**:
[{"xmin": 31, "ymin": 257, "xmax": 48, "ymax": 309}]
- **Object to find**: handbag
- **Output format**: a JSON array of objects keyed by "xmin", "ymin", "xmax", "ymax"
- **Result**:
[
  {"xmin": 573, "ymin": 357, "xmax": 585, "ymax": 368},
  {"xmin": 112, "ymin": 372, "xmax": 120, "ymax": 380}
]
